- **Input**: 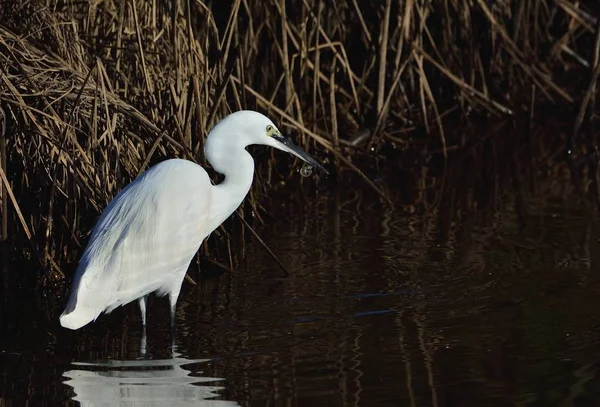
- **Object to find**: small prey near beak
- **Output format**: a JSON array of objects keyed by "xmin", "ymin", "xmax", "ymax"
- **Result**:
[{"xmin": 272, "ymin": 134, "xmax": 329, "ymax": 175}]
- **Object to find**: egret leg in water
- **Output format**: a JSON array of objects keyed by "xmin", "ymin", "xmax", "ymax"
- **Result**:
[{"xmin": 59, "ymin": 110, "xmax": 327, "ymax": 331}]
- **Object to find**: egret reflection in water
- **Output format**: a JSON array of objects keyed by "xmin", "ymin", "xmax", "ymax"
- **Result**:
[{"xmin": 62, "ymin": 354, "xmax": 239, "ymax": 406}]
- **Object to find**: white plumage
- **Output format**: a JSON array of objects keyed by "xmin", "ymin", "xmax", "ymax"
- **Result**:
[{"xmin": 60, "ymin": 110, "xmax": 326, "ymax": 330}]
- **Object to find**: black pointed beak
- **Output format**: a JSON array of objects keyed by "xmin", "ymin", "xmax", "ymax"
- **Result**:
[{"xmin": 272, "ymin": 134, "xmax": 329, "ymax": 175}]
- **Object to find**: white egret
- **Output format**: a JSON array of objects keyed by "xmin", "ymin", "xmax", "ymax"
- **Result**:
[{"xmin": 59, "ymin": 110, "xmax": 327, "ymax": 330}]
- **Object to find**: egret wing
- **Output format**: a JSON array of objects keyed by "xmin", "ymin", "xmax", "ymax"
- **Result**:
[{"xmin": 61, "ymin": 160, "xmax": 212, "ymax": 326}]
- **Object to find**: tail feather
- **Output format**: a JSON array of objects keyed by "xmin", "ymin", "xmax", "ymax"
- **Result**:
[
  {"xmin": 59, "ymin": 307, "xmax": 99, "ymax": 330},
  {"xmin": 60, "ymin": 261, "xmax": 105, "ymax": 330}
]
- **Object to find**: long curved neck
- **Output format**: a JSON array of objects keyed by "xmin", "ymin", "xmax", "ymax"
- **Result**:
[{"xmin": 207, "ymin": 149, "xmax": 255, "ymax": 233}]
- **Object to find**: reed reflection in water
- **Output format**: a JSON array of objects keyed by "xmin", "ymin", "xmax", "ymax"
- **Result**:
[{"xmin": 62, "ymin": 354, "xmax": 239, "ymax": 406}]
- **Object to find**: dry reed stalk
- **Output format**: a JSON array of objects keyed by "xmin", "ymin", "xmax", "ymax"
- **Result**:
[
  {"xmin": 237, "ymin": 212, "xmax": 289, "ymax": 275},
  {"xmin": 311, "ymin": 0, "xmax": 323, "ymax": 134},
  {"xmin": 574, "ymin": 20, "xmax": 600, "ymax": 143},
  {"xmin": 555, "ymin": 0, "xmax": 596, "ymax": 35},
  {"xmin": 527, "ymin": 84, "xmax": 536, "ymax": 193},
  {"xmin": 278, "ymin": 0, "xmax": 293, "ymax": 113},
  {"xmin": 376, "ymin": 0, "xmax": 392, "ymax": 117},
  {"xmin": 329, "ymin": 59, "xmax": 340, "ymax": 168},
  {"xmin": 370, "ymin": 56, "xmax": 412, "ymax": 148},
  {"xmin": 584, "ymin": 21, "xmax": 600, "ymax": 209},
  {"xmin": 0, "ymin": 109, "xmax": 6, "ymax": 242}
]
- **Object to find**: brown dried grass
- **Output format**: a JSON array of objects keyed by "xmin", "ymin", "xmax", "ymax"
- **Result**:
[{"xmin": 0, "ymin": 0, "xmax": 598, "ymax": 278}]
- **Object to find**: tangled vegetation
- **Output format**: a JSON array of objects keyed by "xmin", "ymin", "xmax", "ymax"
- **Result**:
[{"xmin": 0, "ymin": 0, "xmax": 599, "ymax": 279}]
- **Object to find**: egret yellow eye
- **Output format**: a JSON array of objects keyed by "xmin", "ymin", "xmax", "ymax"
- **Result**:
[{"xmin": 266, "ymin": 125, "xmax": 273, "ymax": 134}]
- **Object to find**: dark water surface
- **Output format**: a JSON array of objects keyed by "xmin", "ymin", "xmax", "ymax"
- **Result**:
[{"xmin": 2, "ymin": 179, "xmax": 600, "ymax": 406}]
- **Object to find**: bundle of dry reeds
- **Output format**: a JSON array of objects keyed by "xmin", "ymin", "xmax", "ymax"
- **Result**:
[{"xmin": 0, "ymin": 0, "xmax": 598, "ymax": 279}]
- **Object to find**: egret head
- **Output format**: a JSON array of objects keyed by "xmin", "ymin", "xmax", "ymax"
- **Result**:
[{"xmin": 205, "ymin": 110, "xmax": 328, "ymax": 174}]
